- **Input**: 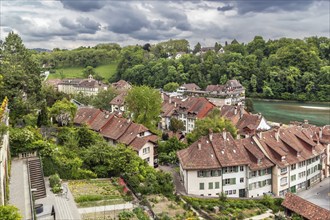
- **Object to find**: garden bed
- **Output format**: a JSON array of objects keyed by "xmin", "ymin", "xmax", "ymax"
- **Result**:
[{"xmin": 69, "ymin": 178, "xmax": 133, "ymax": 208}]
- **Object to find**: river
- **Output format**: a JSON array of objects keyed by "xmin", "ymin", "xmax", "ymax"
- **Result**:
[{"xmin": 252, "ymin": 99, "xmax": 330, "ymax": 126}]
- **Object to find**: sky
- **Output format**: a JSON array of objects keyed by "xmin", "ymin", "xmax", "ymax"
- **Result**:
[{"xmin": 1, "ymin": 0, "xmax": 329, "ymax": 49}]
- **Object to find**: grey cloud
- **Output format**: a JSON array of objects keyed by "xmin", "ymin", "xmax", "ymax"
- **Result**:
[
  {"xmin": 217, "ymin": 4, "xmax": 234, "ymax": 12},
  {"xmin": 59, "ymin": 17, "xmax": 101, "ymax": 34},
  {"xmin": 59, "ymin": 0, "xmax": 106, "ymax": 12}
]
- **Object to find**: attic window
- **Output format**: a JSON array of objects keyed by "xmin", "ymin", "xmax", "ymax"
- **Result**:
[
  {"xmin": 281, "ymin": 156, "xmax": 286, "ymax": 162},
  {"xmin": 221, "ymin": 150, "xmax": 224, "ymax": 154},
  {"xmin": 233, "ymin": 149, "xmax": 236, "ymax": 153}
]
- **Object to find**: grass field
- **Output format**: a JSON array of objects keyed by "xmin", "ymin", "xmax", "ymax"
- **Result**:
[{"xmin": 48, "ymin": 63, "xmax": 117, "ymax": 81}]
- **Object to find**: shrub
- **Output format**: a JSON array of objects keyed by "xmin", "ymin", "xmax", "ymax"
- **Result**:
[
  {"xmin": 118, "ymin": 210, "xmax": 134, "ymax": 220},
  {"xmin": 75, "ymin": 195, "xmax": 103, "ymax": 203},
  {"xmin": 49, "ymin": 173, "xmax": 61, "ymax": 188}
]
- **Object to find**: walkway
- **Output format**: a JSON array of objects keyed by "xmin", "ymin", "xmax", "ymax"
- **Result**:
[
  {"xmin": 9, "ymin": 158, "xmax": 32, "ymax": 220},
  {"xmin": 37, "ymin": 179, "xmax": 81, "ymax": 220},
  {"xmin": 244, "ymin": 209, "xmax": 273, "ymax": 220}
]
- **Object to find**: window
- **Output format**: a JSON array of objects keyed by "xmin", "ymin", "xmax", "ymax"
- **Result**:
[
  {"xmin": 223, "ymin": 178, "xmax": 236, "ymax": 185},
  {"xmin": 299, "ymin": 171, "xmax": 306, "ymax": 179},
  {"xmin": 291, "ymin": 175, "xmax": 296, "ymax": 181},
  {"xmin": 199, "ymin": 183, "xmax": 204, "ymax": 190},
  {"xmin": 233, "ymin": 190, "xmax": 236, "ymax": 194},
  {"xmin": 211, "ymin": 170, "xmax": 221, "ymax": 177},
  {"xmin": 291, "ymin": 164, "xmax": 296, "ymax": 170},
  {"xmin": 240, "ymin": 178, "xmax": 244, "ymax": 183},
  {"xmin": 298, "ymin": 161, "xmax": 306, "ymax": 168},
  {"xmin": 143, "ymin": 147, "xmax": 150, "ymax": 155},
  {"xmin": 280, "ymin": 177, "xmax": 288, "ymax": 186},
  {"xmin": 223, "ymin": 166, "xmax": 238, "ymax": 174},
  {"xmin": 215, "ymin": 182, "xmax": 220, "ymax": 189},
  {"xmin": 240, "ymin": 166, "xmax": 244, "ymax": 171},
  {"xmin": 250, "ymin": 171, "xmax": 257, "ymax": 178},
  {"xmin": 209, "ymin": 182, "xmax": 213, "ymax": 189},
  {"xmin": 280, "ymin": 167, "xmax": 287, "ymax": 174}
]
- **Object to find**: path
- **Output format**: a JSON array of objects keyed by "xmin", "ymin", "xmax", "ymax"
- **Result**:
[
  {"xmin": 244, "ymin": 209, "xmax": 273, "ymax": 220},
  {"xmin": 37, "ymin": 179, "xmax": 81, "ymax": 220},
  {"xmin": 9, "ymin": 159, "xmax": 32, "ymax": 220}
]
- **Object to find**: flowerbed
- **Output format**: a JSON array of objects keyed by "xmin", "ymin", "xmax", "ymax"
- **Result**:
[{"xmin": 69, "ymin": 178, "xmax": 133, "ymax": 207}]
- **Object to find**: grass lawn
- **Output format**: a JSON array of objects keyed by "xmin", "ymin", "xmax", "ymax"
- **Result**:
[
  {"xmin": 68, "ymin": 179, "xmax": 132, "ymax": 208},
  {"xmin": 48, "ymin": 63, "xmax": 117, "ymax": 81}
]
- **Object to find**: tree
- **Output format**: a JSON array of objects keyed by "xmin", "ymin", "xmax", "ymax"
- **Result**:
[
  {"xmin": 0, "ymin": 32, "xmax": 42, "ymax": 122},
  {"xmin": 0, "ymin": 205, "xmax": 22, "ymax": 220},
  {"xmin": 169, "ymin": 118, "xmax": 185, "ymax": 132},
  {"xmin": 91, "ymin": 88, "xmax": 117, "ymax": 111},
  {"xmin": 49, "ymin": 98, "xmax": 77, "ymax": 126},
  {"xmin": 186, "ymin": 115, "xmax": 237, "ymax": 144},
  {"xmin": 125, "ymin": 86, "xmax": 162, "ymax": 129},
  {"xmin": 37, "ymin": 102, "xmax": 49, "ymax": 127},
  {"xmin": 158, "ymin": 137, "xmax": 187, "ymax": 164},
  {"xmin": 245, "ymin": 98, "xmax": 254, "ymax": 112},
  {"xmin": 193, "ymin": 42, "xmax": 201, "ymax": 54},
  {"xmin": 163, "ymin": 82, "xmax": 179, "ymax": 92},
  {"xmin": 83, "ymin": 66, "xmax": 96, "ymax": 78}
]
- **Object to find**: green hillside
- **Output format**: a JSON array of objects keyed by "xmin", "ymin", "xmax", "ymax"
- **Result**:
[{"xmin": 48, "ymin": 63, "xmax": 117, "ymax": 81}]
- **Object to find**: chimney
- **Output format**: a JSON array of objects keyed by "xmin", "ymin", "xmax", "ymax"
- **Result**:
[
  {"xmin": 234, "ymin": 106, "xmax": 237, "ymax": 115},
  {"xmin": 319, "ymin": 128, "xmax": 323, "ymax": 139},
  {"xmin": 223, "ymin": 131, "xmax": 227, "ymax": 140},
  {"xmin": 169, "ymin": 96, "xmax": 172, "ymax": 104},
  {"xmin": 209, "ymin": 129, "xmax": 213, "ymax": 141},
  {"xmin": 275, "ymin": 129, "xmax": 280, "ymax": 142},
  {"xmin": 304, "ymin": 119, "xmax": 309, "ymax": 124},
  {"xmin": 174, "ymin": 102, "xmax": 177, "ymax": 107},
  {"xmin": 198, "ymin": 140, "xmax": 202, "ymax": 150}
]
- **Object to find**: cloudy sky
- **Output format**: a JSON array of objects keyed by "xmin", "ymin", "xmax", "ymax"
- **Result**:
[{"xmin": 1, "ymin": 0, "xmax": 329, "ymax": 49}]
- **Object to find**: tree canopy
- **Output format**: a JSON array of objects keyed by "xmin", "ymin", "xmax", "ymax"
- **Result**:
[{"xmin": 125, "ymin": 86, "xmax": 162, "ymax": 129}]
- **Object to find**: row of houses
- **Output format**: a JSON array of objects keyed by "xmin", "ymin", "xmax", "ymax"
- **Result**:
[
  {"xmin": 74, "ymin": 107, "xmax": 157, "ymax": 167},
  {"xmin": 177, "ymin": 124, "xmax": 330, "ymax": 198}
]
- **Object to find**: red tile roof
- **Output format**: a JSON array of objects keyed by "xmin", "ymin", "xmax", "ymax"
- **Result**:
[
  {"xmin": 74, "ymin": 107, "xmax": 112, "ymax": 131},
  {"xmin": 100, "ymin": 117, "xmax": 131, "ymax": 140},
  {"xmin": 178, "ymin": 132, "xmax": 249, "ymax": 170},
  {"xmin": 176, "ymin": 97, "xmax": 215, "ymax": 119},
  {"xmin": 221, "ymin": 105, "xmax": 247, "ymax": 125},
  {"xmin": 109, "ymin": 92, "xmax": 126, "ymax": 105},
  {"xmin": 256, "ymin": 126, "xmax": 325, "ymax": 168},
  {"xmin": 282, "ymin": 193, "xmax": 330, "ymax": 220},
  {"xmin": 205, "ymin": 85, "xmax": 225, "ymax": 92},
  {"xmin": 181, "ymin": 83, "xmax": 201, "ymax": 91}
]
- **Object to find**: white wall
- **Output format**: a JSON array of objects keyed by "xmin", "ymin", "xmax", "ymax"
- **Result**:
[{"xmin": 138, "ymin": 142, "xmax": 154, "ymax": 166}]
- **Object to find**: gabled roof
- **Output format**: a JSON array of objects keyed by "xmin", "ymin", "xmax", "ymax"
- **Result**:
[
  {"xmin": 236, "ymin": 138, "xmax": 274, "ymax": 171},
  {"xmin": 205, "ymin": 85, "xmax": 225, "ymax": 92},
  {"xmin": 74, "ymin": 107, "xmax": 112, "ymax": 131},
  {"xmin": 282, "ymin": 193, "xmax": 330, "ymax": 220},
  {"xmin": 161, "ymin": 102, "xmax": 177, "ymax": 117},
  {"xmin": 256, "ymin": 126, "xmax": 325, "ymax": 168},
  {"xmin": 236, "ymin": 114, "xmax": 264, "ymax": 134},
  {"xmin": 177, "ymin": 97, "xmax": 215, "ymax": 119},
  {"xmin": 226, "ymin": 79, "xmax": 242, "ymax": 88},
  {"xmin": 100, "ymin": 117, "xmax": 131, "ymax": 140},
  {"xmin": 109, "ymin": 92, "xmax": 126, "ymax": 106},
  {"xmin": 221, "ymin": 105, "xmax": 247, "ymax": 125},
  {"xmin": 181, "ymin": 83, "xmax": 201, "ymax": 91},
  {"xmin": 118, "ymin": 123, "xmax": 149, "ymax": 145},
  {"xmin": 178, "ymin": 132, "xmax": 249, "ymax": 170},
  {"xmin": 111, "ymin": 80, "xmax": 132, "ymax": 91},
  {"xmin": 129, "ymin": 135, "xmax": 159, "ymax": 151}
]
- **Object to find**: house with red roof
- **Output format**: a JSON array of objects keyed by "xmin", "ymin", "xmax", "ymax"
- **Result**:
[
  {"xmin": 109, "ymin": 92, "xmax": 127, "ymax": 113},
  {"xmin": 74, "ymin": 107, "xmax": 158, "ymax": 167},
  {"xmin": 173, "ymin": 97, "xmax": 216, "ymax": 134}
]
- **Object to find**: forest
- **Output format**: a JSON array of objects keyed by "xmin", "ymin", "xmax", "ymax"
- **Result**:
[{"xmin": 36, "ymin": 36, "xmax": 330, "ymax": 102}]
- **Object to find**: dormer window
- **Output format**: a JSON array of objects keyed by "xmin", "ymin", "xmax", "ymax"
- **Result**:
[
  {"xmin": 281, "ymin": 156, "xmax": 286, "ymax": 162},
  {"xmin": 257, "ymin": 158, "xmax": 262, "ymax": 165},
  {"xmin": 280, "ymin": 167, "xmax": 287, "ymax": 174}
]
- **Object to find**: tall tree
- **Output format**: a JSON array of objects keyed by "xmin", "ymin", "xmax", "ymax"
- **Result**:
[
  {"xmin": 193, "ymin": 42, "xmax": 201, "ymax": 54},
  {"xmin": 125, "ymin": 86, "xmax": 162, "ymax": 129}
]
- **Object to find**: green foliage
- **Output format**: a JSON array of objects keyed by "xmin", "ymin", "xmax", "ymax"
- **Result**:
[
  {"xmin": 186, "ymin": 115, "xmax": 237, "ymax": 144},
  {"xmin": 0, "ymin": 205, "xmax": 22, "ymax": 220},
  {"xmin": 245, "ymin": 98, "xmax": 254, "ymax": 112},
  {"xmin": 49, "ymin": 98, "xmax": 77, "ymax": 126},
  {"xmin": 158, "ymin": 137, "xmax": 187, "ymax": 164},
  {"xmin": 163, "ymin": 82, "xmax": 179, "ymax": 92},
  {"xmin": 91, "ymin": 87, "xmax": 117, "ymax": 111},
  {"xmin": 169, "ymin": 118, "xmax": 185, "ymax": 133},
  {"xmin": 37, "ymin": 102, "xmax": 49, "ymax": 127},
  {"xmin": 125, "ymin": 86, "xmax": 162, "ymax": 129},
  {"xmin": 133, "ymin": 207, "xmax": 149, "ymax": 220},
  {"xmin": 0, "ymin": 32, "xmax": 42, "ymax": 123},
  {"xmin": 118, "ymin": 210, "xmax": 135, "ymax": 220},
  {"xmin": 75, "ymin": 195, "xmax": 103, "ymax": 203},
  {"xmin": 49, "ymin": 173, "xmax": 61, "ymax": 188}
]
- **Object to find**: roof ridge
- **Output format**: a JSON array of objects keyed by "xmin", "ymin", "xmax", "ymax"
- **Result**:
[{"xmin": 209, "ymin": 134, "xmax": 222, "ymax": 168}]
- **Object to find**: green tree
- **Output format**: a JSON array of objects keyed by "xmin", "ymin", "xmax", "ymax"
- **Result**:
[
  {"xmin": 0, "ymin": 205, "xmax": 22, "ymax": 220},
  {"xmin": 125, "ymin": 86, "xmax": 162, "ymax": 129},
  {"xmin": 163, "ymin": 82, "xmax": 179, "ymax": 92},
  {"xmin": 82, "ymin": 66, "xmax": 96, "ymax": 78},
  {"xmin": 186, "ymin": 115, "xmax": 237, "ymax": 144},
  {"xmin": 245, "ymin": 98, "xmax": 254, "ymax": 112},
  {"xmin": 91, "ymin": 88, "xmax": 117, "ymax": 111},
  {"xmin": 0, "ymin": 32, "xmax": 42, "ymax": 122},
  {"xmin": 49, "ymin": 98, "xmax": 77, "ymax": 126},
  {"xmin": 37, "ymin": 102, "xmax": 49, "ymax": 127},
  {"xmin": 169, "ymin": 118, "xmax": 185, "ymax": 132},
  {"xmin": 158, "ymin": 137, "xmax": 187, "ymax": 164},
  {"xmin": 193, "ymin": 42, "xmax": 201, "ymax": 54}
]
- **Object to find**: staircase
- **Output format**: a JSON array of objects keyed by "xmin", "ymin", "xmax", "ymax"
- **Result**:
[{"xmin": 28, "ymin": 157, "xmax": 46, "ymax": 200}]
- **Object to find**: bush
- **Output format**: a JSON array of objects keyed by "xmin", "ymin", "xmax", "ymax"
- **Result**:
[
  {"xmin": 75, "ymin": 195, "xmax": 103, "ymax": 203},
  {"xmin": 49, "ymin": 173, "xmax": 61, "ymax": 188}
]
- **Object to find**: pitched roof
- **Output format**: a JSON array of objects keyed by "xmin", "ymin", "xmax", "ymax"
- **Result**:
[
  {"xmin": 178, "ymin": 132, "xmax": 249, "ymax": 170},
  {"xmin": 109, "ymin": 92, "xmax": 126, "ymax": 105},
  {"xmin": 100, "ymin": 117, "xmax": 131, "ymax": 140},
  {"xmin": 282, "ymin": 193, "xmax": 330, "ymax": 220},
  {"xmin": 74, "ymin": 107, "xmax": 112, "ymax": 131},
  {"xmin": 256, "ymin": 126, "xmax": 325, "ymax": 168},
  {"xmin": 177, "ymin": 97, "xmax": 215, "ymax": 119},
  {"xmin": 236, "ymin": 114, "xmax": 262, "ymax": 133},
  {"xmin": 118, "ymin": 123, "xmax": 149, "ymax": 145},
  {"xmin": 161, "ymin": 102, "xmax": 177, "ymax": 117},
  {"xmin": 111, "ymin": 80, "xmax": 131, "ymax": 90},
  {"xmin": 236, "ymin": 138, "xmax": 274, "ymax": 171},
  {"xmin": 181, "ymin": 83, "xmax": 201, "ymax": 91},
  {"xmin": 129, "ymin": 135, "xmax": 159, "ymax": 151},
  {"xmin": 226, "ymin": 79, "xmax": 242, "ymax": 88},
  {"xmin": 205, "ymin": 85, "xmax": 225, "ymax": 92},
  {"xmin": 221, "ymin": 105, "xmax": 247, "ymax": 125}
]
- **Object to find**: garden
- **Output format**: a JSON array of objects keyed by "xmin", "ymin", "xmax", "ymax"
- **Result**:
[
  {"xmin": 68, "ymin": 178, "xmax": 133, "ymax": 208},
  {"xmin": 183, "ymin": 194, "xmax": 283, "ymax": 220}
]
